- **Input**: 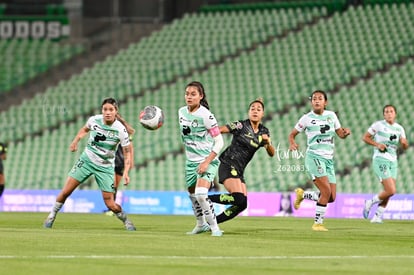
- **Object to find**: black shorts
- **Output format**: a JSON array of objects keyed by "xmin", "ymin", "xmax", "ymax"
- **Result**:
[
  {"xmin": 114, "ymin": 164, "xmax": 124, "ymax": 176},
  {"xmin": 218, "ymin": 162, "xmax": 245, "ymax": 184},
  {"xmin": 114, "ymin": 147, "xmax": 124, "ymax": 176}
]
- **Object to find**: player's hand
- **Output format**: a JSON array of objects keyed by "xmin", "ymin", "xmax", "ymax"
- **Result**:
[
  {"xmin": 289, "ymin": 143, "xmax": 299, "ymax": 151},
  {"xmin": 377, "ymin": 143, "xmax": 387, "ymax": 152},
  {"xmin": 342, "ymin": 127, "xmax": 351, "ymax": 137},
  {"xmin": 262, "ymin": 134, "xmax": 271, "ymax": 145},
  {"xmin": 123, "ymin": 174, "xmax": 130, "ymax": 186},
  {"xmin": 197, "ymin": 161, "xmax": 208, "ymax": 174},
  {"xmin": 69, "ymin": 142, "xmax": 78, "ymax": 152}
]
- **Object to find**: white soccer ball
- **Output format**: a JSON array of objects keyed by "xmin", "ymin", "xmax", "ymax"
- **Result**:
[{"xmin": 139, "ymin": 105, "xmax": 164, "ymax": 130}]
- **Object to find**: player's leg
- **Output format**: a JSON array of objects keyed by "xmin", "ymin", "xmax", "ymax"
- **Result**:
[
  {"xmin": 364, "ymin": 159, "xmax": 394, "ymax": 220},
  {"xmin": 97, "ymin": 165, "xmax": 136, "ymax": 231},
  {"xmin": 212, "ymin": 178, "xmax": 247, "ymax": 223},
  {"xmin": 186, "ymin": 162, "xmax": 209, "ymax": 234},
  {"xmin": 305, "ymin": 155, "xmax": 330, "ymax": 231},
  {"xmin": 312, "ymin": 176, "xmax": 330, "ymax": 231},
  {"xmin": 370, "ymin": 177, "xmax": 396, "ymax": 223},
  {"xmin": 194, "ymin": 160, "xmax": 222, "ymax": 236},
  {"xmin": 43, "ymin": 176, "xmax": 81, "ymax": 228},
  {"xmin": 105, "ymin": 172, "xmax": 122, "ymax": 216},
  {"xmin": 101, "ymin": 191, "xmax": 135, "ymax": 231},
  {"xmin": 295, "ymin": 160, "xmax": 336, "ymax": 209}
]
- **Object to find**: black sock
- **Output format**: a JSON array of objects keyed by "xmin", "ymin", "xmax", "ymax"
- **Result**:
[
  {"xmin": 216, "ymin": 193, "xmax": 247, "ymax": 223},
  {"xmin": 209, "ymin": 193, "xmax": 232, "ymax": 204}
]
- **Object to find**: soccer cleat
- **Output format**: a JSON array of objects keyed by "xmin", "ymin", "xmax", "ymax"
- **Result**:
[
  {"xmin": 211, "ymin": 230, "xmax": 223, "ymax": 237},
  {"xmin": 43, "ymin": 216, "xmax": 55, "ymax": 228},
  {"xmin": 370, "ymin": 216, "xmax": 383, "ymax": 224},
  {"xmin": 104, "ymin": 210, "xmax": 115, "ymax": 216},
  {"xmin": 294, "ymin": 188, "xmax": 304, "ymax": 210},
  {"xmin": 124, "ymin": 219, "xmax": 136, "ymax": 231},
  {"xmin": 312, "ymin": 223, "xmax": 328, "ymax": 231},
  {"xmin": 186, "ymin": 223, "xmax": 210, "ymax": 235},
  {"xmin": 363, "ymin": 200, "xmax": 372, "ymax": 219}
]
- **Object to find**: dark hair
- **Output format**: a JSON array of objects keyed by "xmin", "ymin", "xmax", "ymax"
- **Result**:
[
  {"xmin": 101, "ymin": 97, "xmax": 118, "ymax": 110},
  {"xmin": 186, "ymin": 81, "xmax": 210, "ymax": 110},
  {"xmin": 383, "ymin": 104, "xmax": 397, "ymax": 114},
  {"xmin": 309, "ymin": 90, "xmax": 328, "ymax": 101},
  {"xmin": 249, "ymin": 97, "xmax": 265, "ymax": 110}
]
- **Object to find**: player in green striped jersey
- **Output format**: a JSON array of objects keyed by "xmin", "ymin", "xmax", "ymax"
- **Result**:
[
  {"xmin": 44, "ymin": 98, "xmax": 136, "ymax": 231},
  {"xmin": 289, "ymin": 90, "xmax": 351, "ymax": 231},
  {"xmin": 179, "ymin": 81, "xmax": 224, "ymax": 237},
  {"xmin": 362, "ymin": 105, "xmax": 409, "ymax": 223}
]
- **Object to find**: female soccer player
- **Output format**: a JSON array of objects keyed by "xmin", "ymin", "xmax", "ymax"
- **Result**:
[
  {"xmin": 208, "ymin": 98, "xmax": 275, "ymax": 223},
  {"xmin": 104, "ymin": 113, "xmax": 135, "ymax": 216},
  {"xmin": 362, "ymin": 105, "xmax": 408, "ymax": 223},
  {"xmin": 289, "ymin": 90, "xmax": 350, "ymax": 231},
  {"xmin": 43, "ymin": 98, "xmax": 136, "ymax": 231},
  {"xmin": 178, "ymin": 81, "xmax": 224, "ymax": 237}
]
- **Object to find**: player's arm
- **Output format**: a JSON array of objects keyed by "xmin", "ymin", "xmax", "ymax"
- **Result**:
[
  {"xmin": 288, "ymin": 128, "xmax": 300, "ymax": 151},
  {"xmin": 69, "ymin": 126, "xmax": 90, "ymax": 152},
  {"xmin": 122, "ymin": 145, "xmax": 131, "ymax": 185},
  {"xmin": 362, "ymin": 132, "xmax": 387, "ymax": 152},
  {"xmin": 262, "ymin": 134, "xmax": 275, "ymax": 157},
  {"xmin": 128, "ymin": 142, "xmax": 135, "ymax": 170},
  {"xmin": 197, "ymin": 126, "xmax": 224, "ymax": 174},
  {"xmin": 336, "ymin": 127, "xmax": 351, "ymax": 139},
  {"xmin": 219, "ymin": 125, "xmax": 230, "ymax": 134},
  {"xmin": 400, "ymin": 137, "xmax": 409, "ymax": 150}
]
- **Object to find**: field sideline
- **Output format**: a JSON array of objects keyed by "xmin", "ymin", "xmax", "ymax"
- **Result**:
[{"xmin": 0, "ymin": 212, "xmax": 412, "ymax": 274}]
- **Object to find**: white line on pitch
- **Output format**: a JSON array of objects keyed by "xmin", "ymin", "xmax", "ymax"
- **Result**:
[{"xmin": 1, "ymin": 255, "xmax": 414, "ymax": 260}]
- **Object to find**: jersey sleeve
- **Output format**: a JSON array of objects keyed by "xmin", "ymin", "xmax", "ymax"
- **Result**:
[
  {"xmin": 367, "ymin": 121, "xmax": 379, "ymax": 136},
  {"xmin": 204, "ymin": 112, "xmax": 220, "ymax": 137},
  {"xmin": 85, "ymin": 115, "xmax": 96, "ymax": 130},
  {"xmin": 399, "ymin": 125, "xmax": 406, "ymax": 139},
  {"xmin": 294, "ymin": 115, "xmax": 307, "ymax": 132},
  {"xmin": 119, "ymin": 126, "xmax": 130, "ymax": 147},
  {"xmin": 332, "ymin": 112, "xmax": 342, "ymax": 130},
  {"xmin": 226, "ymin": 120, "xmax": 243, "ymax": 134}
]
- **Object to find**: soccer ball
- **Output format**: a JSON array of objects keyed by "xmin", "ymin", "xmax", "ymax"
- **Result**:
[{"xmin": 139, "ymin": 105, "xmax": 164, "ymax": 130}]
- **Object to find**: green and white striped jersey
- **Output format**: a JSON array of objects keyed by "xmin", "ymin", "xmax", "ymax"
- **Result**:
[
  {"xmin": 294, "ymin": 110, "xmax": 341, "ymax": 159},
  {"xmin": 367, "ymin": 120, "xmax": 406, "ymax": 162},
  {"xmin": 84, "ymin": 115, "xmax": 130, "ymax": 167},
  {"xmin": 178, "ymin": 106, "xmax": 219, "ymax": 163}
]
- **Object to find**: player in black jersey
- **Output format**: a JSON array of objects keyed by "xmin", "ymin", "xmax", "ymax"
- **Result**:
[{"xmin": 208, "ymin": 98, "xmax": 275, "ymax": 223}]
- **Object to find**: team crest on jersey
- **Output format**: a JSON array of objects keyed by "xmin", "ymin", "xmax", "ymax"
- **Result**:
[
  {"xmin": 229, "ymin": 121, "xmax": 243, "ymax": 130},
  {"xmin": 327, "ymin": 117, "xmax": 333, "ymax": 124},
  {"xmin": 191, "ymin": 119, "xmax": 199, "ymax": 128}
]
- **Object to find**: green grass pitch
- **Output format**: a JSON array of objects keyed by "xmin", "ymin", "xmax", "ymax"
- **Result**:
[{"xmin": 0, "ymin": 212, "xmax": 413, "ymax": 274}]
